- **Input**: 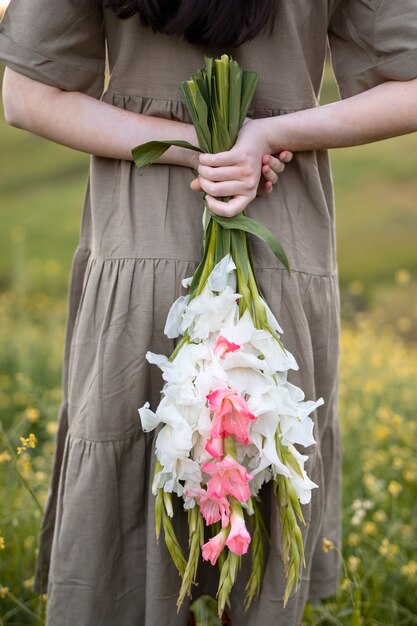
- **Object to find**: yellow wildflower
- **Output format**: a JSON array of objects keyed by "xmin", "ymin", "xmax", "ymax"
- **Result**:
[
  {"xmin": 0, "ymin": 450, "xmax": 12, "ymax": 463},
  {"xmin": 375, "ymin": 425, "xmax": 390, "ymax": 441},
  {"xmin": 373, "ymin": 509, "xmax": 387, "ymax": 523},
  {"xmin": 0, "ymin": 586, "xmax": 9, "ymax": 598},
  {"xmin": 388, "ymin": 480, "xmax": 403, "ymax": 497},
  {"xmin": 347, "ymin": 556, "xmax": 360, "ymax": 573},
  {"xmin": 24, "ymin": 536, "xmax": 34, "ymax": 549},
  {"xmin": 23, "ymin": 577, "xmax": 34, "ymax": 589},
  {"xmin": 401, "ymin": 561, "xmax": 417, "ymax": 580},
  {"xmin": 362, "ymin": 521, "xmax": 377, "ymax": 536},
  {"xmin": 392, "ymin": 457, "xmax": 404, "ymax": 470},
  {"xmin": 340, "ymin": 578, "xmax": 351, "ymax": 592},
  {"xmin": 376, "ymin": 406, "xmax": 390, "ymax": 421},
  {"xmin": 322, "ymin": 537, "xmax": 335, "ymax": 553},
  {"xmin": 378, "ymin": 538, "xmax": 399, "ymax": 559},
  {"xmin": 392, "ymin": 414, "xmax": 403, "ymax": 428},
  {"xmin": 347, "ymin": 533, "xmax": 361, "ymax": 546},
  {"xmin": 403, "ymin": 470, "xmax": 416, "ymax": 482},
  {"xmin": 25, "ymin": 407, "xmax": 40, "ymax": 423},
  {"xmin": 17, "ymin": 433, "xmax": 38, "ymax": 455},
  {"xmin": 46, "ymin": 421, "xmax": 58, "ymax": 435},
  {"xmin": 0, "ymin": 536, "xmax": 5, "ymax": 549},
  {"xmin": 363, "ymin": 473, "xmax": 379, "ymax": 495}
]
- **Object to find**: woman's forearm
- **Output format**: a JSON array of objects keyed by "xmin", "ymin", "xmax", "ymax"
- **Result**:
[
  {"xmin": 262, "ymin": 77, "xmax": 417, "ymax": 153},
  {"xmin": 2, "ymin": 67, "xmax": 198, "ymax": 167},
  {"xmin": 195, "ymin": 76, "xmax": 417, "ymax": 217}
]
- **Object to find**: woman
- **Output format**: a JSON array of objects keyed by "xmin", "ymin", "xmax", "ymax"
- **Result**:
[{"xmin": 1, "ymin": 1, "xmax": 417, "ymax": 625}]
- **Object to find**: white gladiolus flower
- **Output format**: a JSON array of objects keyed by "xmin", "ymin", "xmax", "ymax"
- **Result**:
[{"xmin": 180, "ymin": 284, "xmax": 239, "ymax": 340}]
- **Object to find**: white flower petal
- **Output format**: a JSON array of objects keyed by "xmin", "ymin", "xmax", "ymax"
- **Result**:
[
  {"xmin": 138, "ymin": 401, "xmax": 160, "ymax": 432},
  {"xmin": 164, "ymin": 295, "xmax": 190, "ymax": 338},
  {"xmin": 181, "ymin": 276, "xmax": 193, "ymax": 289},
  {"xmin": 260, "ymin": 298, "xmax": 283, "ymax": 334},
  {"xmin": 208, "ymin": 254, "xmax": 236, "ymax": 292}
]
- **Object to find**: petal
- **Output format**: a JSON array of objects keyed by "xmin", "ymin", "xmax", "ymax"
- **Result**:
[
  {"xmin": 208, "ymin": 254, "xmax": 236, "ymax": 292},
  {"xmin": 164, "ymin": 295, "xmax": 190, "ymax": 338},
  {"xmin": 138, "ymin": 402, "xmax": 160, "ymax": 432}
]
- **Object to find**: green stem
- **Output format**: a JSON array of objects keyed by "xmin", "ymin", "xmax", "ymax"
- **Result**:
[
  {"xmin": 169, "ymin": 332, "xmax": 190, "ymax": 362},
  {"xmin": 195, "ymin": 215, "xmax": 217, "ymax": 296}
]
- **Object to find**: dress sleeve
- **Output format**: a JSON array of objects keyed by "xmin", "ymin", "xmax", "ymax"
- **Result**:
[
  {"xmin": 328, "ymin": 0, "xmax": 417, "ymax": 98},
  {"xmin": 0, "ymin": 0, "xmax": 106, "ymax": 98}
]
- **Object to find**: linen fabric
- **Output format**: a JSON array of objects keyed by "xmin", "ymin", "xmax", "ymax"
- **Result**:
[{"xmin": 1, "ymin": 0, "xmax": 416, "ymax": 624}]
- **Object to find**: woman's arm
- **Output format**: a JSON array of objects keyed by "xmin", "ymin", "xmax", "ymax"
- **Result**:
[
  {"xmin": 2, "ymin": 67, "xmax": 199, "ymax": 168},
  {"xmin": 196, "ymin": 76, "xmax": 417, "ymax": 216},
  {"xmin": 2, "ymin": 67, "xmax": 292, "ymax": 185}
]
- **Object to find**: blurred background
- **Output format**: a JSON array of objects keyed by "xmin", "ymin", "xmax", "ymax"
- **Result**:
[{"xmin": 0, "ymin": 6, "xmax": 416, "ymax": 623}]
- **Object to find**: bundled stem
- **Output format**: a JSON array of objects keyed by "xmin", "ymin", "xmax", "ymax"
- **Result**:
[
  {"xmin": 217, "ymin": 550, "xmax": 241, "ymax": 618},
  {"xmin": 274, "ymin": 429, "xmax": 307, "ymax": 606},
  {"xmin": 177, "ymin": 506, "xmax": 205, "ymax": 610},
  {"xmin": 244, "ymin": 499, "xmax": 269, "ymax": 610}
]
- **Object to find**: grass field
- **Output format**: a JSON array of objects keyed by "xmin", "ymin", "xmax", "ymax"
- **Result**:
[{"xmin": 0, "ymin": 62, "xmax": 416, "ymax": 624}]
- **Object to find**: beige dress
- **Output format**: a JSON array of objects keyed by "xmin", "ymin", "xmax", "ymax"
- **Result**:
[{"xmin": 1, "ymin": 1, "xmax": 416, "ymax": 624}]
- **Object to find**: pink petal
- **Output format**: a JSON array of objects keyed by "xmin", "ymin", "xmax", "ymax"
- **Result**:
[
  {"xmin": 214, "ymin": 335, "xmax": 240, "ymax": 359},
  {"xmin": 205, "ymin": 436, "xmax": 224, "ymax": 459},
  {"xmin": 200, "ymin": 492, "xmax": 230, "ymax": 527},
  {"xmin": 202, "ymin": 528, "xmax": 229, "ymax": 566},
  {"xmin": 226, "ymin": 512, "xmax": 251, "ymax": 556}
]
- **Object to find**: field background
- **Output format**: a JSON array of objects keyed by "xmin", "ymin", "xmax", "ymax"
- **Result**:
[{"xmin": 0, "ymin": 57, "xmax": 416, "ymax": 626}]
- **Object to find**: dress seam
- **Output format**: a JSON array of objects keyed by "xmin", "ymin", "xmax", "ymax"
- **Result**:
[
  {"xmin": 67, "ymin": 426, "xmax": 143, "ymax": 444},
  {"xmin": 0, "ymin": 31, "xmax": 105, "ymax": 74},
  {"xmin": 104, "ymin": 89, "xmax": 306, "ymax": 112},
  {"xmin": 85, "ymin": 255, "xmax": 338, "ymax": 278}
]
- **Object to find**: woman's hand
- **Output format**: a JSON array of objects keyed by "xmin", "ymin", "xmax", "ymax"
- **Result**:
[
  {"xmin": 189, "ymin": 119, "xmax": 290, "ymax": 217},
  {"xmin": 257, "ymin": 151, "xmax": 293, "ymax": 196}
]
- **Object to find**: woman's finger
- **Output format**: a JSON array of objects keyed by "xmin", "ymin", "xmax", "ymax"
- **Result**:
[
  {"xmin": 197, "ymin": 163, "xmax": 244, "ymax": 182},
  {"xmin": 199, "ymin": 150, "xmax": 239, "ymax": 168},
  {"xmin": 277, "ymin": 150, "xmax": 293, "ymax": 163},
  {"xmin": 197, "ymin": 175, "xmax": 250, "ymax": 198},
  {"xmin": 205, "ymin": 193, "xmax": 248, "ymax": 217},
  {"xmin": 261, "ymin": 164, "xmax": 279, "ymax": 183},
  {"xmin": 190, "ymin": 177, "xmax": 202, "ymax": 192}
]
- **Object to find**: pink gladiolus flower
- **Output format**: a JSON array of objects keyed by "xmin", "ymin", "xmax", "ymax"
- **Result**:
[
  {"xmin": 206, "ymin": 387, "xmax": 256, "ymax": 445},
  {"xmin": 225, "ymin": 510, "xmax": 251, "ymax": 556},
  {"xmin": 202, "ymin": 455, "xmax": 253, "ymax": 503},
  {"xmin": 200, "ymin": 491, "xmax": 230, "ymax": 528},
  {"xmin": 214, "ymin": 335, "xmax": 240, "ymax": 358},
  {"xmin": 205, "ymin": 435, "xmax": 224, "ymax": 458},
  {"xmin": 202, "ymin": 527, "xmax": 229, "ymax": 566},
  {"xmin": 185, "ymin": 486, "xmax": 231, "ymax": 528}
]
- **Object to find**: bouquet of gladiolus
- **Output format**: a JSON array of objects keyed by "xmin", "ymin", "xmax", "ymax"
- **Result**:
[{"xmin": 132, "ymin": 55, "xmax": 324, "ymax": 617}]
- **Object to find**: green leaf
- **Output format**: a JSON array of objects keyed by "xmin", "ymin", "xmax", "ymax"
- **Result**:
[
  {"xmin": 189, "ymin": 218, "xmax": 213, "ymax": 296},
  {"xmin": 132, "ymin": 140, "xmax": 202, "ymax": 169},
  {"xmin": 230, "ymin": 229, "xmax": 249, "ymax": 282},
  {"xmin": 239, "ymin": 71, "xmax": 259, "ymax": 127},
  {"xmin": 190, "ymin": 595, "xmax": 222, "ymax": 626},
  {"xmin": 211, "ymin": 213, "xmax": 291, "ymax": 272},
  {"xmin": 214, "ymin": 55, "xmax": 230, "ymax": 124},
  {"xmin": 228, "ymin": 59, "xmax": 243, "ymax": 142},
  {"xmin": 179, "ymin": 82, "xmax": 211, "ymax": 152}
]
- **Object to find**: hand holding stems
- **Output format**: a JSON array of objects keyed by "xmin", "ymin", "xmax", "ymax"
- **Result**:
[{"xmin": 189, "ymin": 118, "xmax": 291, "ymax": 217}]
